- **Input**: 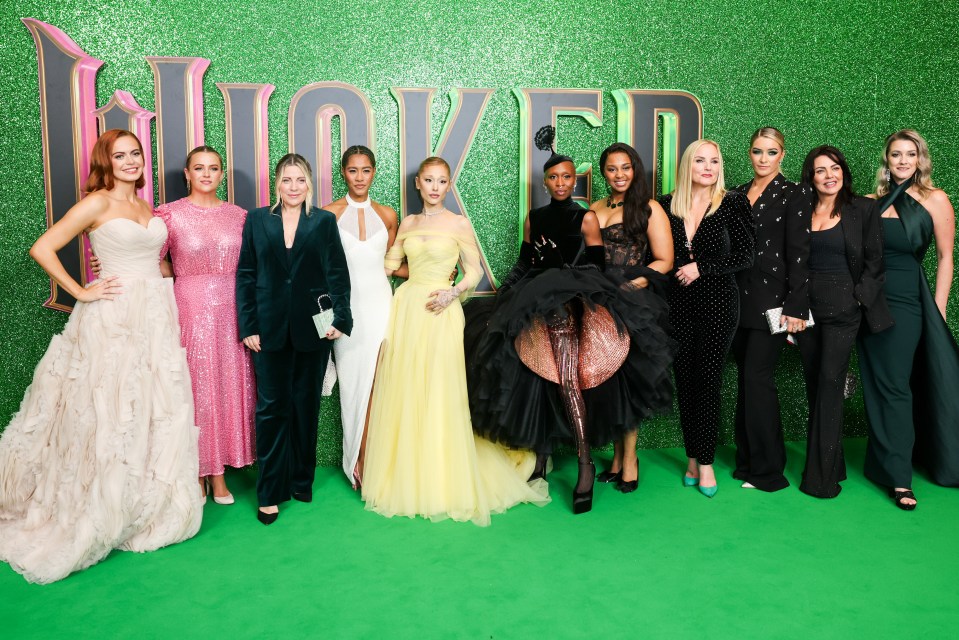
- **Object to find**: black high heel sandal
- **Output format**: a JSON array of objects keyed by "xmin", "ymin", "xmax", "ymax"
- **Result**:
[
  {"xmin": 572, "ymin": 461, "xmax": 595, "ymax": 514},
  {"xmin": 528, "ymin": 453, "xmax": 549, "ymax": 482},
  {"xmin": 889, "ymin": 488, "xmax": 917, "ymax": 511}
]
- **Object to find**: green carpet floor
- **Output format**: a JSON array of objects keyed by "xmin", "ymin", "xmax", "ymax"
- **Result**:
[{"xmin": 2, "ymin": 438, "xmax": 956, "ymax": 639}]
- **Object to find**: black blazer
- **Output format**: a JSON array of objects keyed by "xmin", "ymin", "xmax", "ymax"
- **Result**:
[
  {"xmin": 837, "ymin": 196, "xmax": 893, "ymax": 333},
  {"xmin": 800, "ymin": 193, "xmax": 893, "ymax": 334},
  {"xmin": 732, "ymin": 175, "xmax": 811, "ymax": 330},
  {"xmin": 236, "ymin": 205, "xmax": 353, "ymax": 352}
]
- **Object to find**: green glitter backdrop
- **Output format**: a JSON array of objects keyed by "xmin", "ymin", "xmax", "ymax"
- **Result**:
[{"xmin": 1, "ymin": 0, "xmax": 958, "ymax": 466}]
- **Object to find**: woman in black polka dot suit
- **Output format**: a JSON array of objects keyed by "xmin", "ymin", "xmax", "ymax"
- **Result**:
[{"xmin": 660, "ymin": 139, "xmax": 755, "ymax": 497}]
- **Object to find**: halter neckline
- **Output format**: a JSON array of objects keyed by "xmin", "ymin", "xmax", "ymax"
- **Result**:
[{"xmin": 346, "ymin": 194, "xmax": 371, "ymax": 209}]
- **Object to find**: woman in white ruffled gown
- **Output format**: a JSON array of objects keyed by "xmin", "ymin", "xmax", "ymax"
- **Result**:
[
  {"xmin": 325, "ymin": 146, "xmax": 397, "ymax": 488},
  {"xmin": 0, "ymin": 130, "xmax": 202, "ymax": 584}
]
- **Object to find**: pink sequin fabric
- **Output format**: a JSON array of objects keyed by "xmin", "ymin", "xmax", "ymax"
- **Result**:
[{"xmin": 155, "ymin": 198, "xmax": 256, "ymax": 476}]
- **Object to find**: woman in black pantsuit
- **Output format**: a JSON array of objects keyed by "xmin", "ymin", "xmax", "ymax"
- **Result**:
[
  {"xmin": 237, "ymin": 154, "xmax": 352, "ymax": 524},
  {"xmin": 731, "ymin": 127, "xmax": 812, "ymax": 492},
  {"xmin": 794, "ymin": 146, "xmax": 892, "ymax": 498},
  {"xmin": 660, "ymin": 139, "xmax": 755, "ymax": 498}
]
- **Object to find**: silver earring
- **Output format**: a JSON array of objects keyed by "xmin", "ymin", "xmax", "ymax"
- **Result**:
[
  {"xmin": 883, "ymin": 168, "xmax": 891, "ymax": 182},
  {"xmin": 544, "ymin": 186, "xmax": 549, "ymax": 195}
]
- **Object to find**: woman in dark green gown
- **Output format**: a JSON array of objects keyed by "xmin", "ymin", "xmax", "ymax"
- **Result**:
[{"xmin": 858, "ymin": 129, "xmax": 959, "ymax": 510}]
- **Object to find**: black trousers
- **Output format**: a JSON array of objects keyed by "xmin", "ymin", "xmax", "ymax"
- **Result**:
[
  {"xmin": 732, "ymin": 327, "xmax": 790, "ymax": 491},
  {"xmin": 251, "ymin": 338, "xmax": 330, "ymax": 507},
  {"xmin": 796, "ymin": 272, "xmax": 860, "ymax": 498},
  {"xmin": 670, "ymin": 276, "xmax": 739, "ymax": 465}
]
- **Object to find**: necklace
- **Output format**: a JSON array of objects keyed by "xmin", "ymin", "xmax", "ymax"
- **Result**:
[
  {"xmin": 606, "ymin": 197, "xmax": 624, "ymax": 209},
  {"xmin": 423, "ymin": 208, "xmax": 446, "ymax": 217}
]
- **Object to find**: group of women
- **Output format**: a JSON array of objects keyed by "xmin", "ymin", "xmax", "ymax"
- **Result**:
[{"xmin": 0, "ymin": 124, "xmax": 956, "ymax": 584}]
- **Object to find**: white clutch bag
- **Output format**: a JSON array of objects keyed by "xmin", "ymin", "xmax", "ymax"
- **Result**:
[
  {"xmin": 765, "ymin": 307, "xmax": 815, "ymax": 335},
  {"xmin": 313, "ymin": 294, "xmax": 334, "ymax": 338}
]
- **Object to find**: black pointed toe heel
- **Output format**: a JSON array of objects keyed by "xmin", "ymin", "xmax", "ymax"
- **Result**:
[
  {"xmin": 572, "ymin": 462, "xmax": 595, "ymax": 514},
  {"xmin": 257, "ymin": 508, "xmax": 278, "ymax": 525},
  {"xmin": 597, "ymin": 469, "xmax": 622, "ymax": 483}
]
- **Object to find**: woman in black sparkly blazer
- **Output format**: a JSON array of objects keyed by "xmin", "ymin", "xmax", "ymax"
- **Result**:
[
  {"xmin": 731, "ymin": 128, "xmax": 812, "ymax": 492},
  {"xmin": 660, "ymin": 139, "xmax": 755, "ymax": 498}
]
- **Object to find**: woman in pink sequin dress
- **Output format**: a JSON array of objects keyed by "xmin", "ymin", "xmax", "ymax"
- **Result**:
[{"xmin": 155, "ymin": 146, "xmax": 256, "ymax": 504}]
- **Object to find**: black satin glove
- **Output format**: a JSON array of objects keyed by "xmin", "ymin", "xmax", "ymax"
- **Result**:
[
  {"xmin": 498, "ymin": 241, "xmax": 534, "ymax": 293},
  {"xmin": 577, "ymin": 245, "xmax": 606, "ymax": 271}
]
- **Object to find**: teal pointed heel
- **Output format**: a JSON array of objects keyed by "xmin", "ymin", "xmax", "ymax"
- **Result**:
[
  {"xmin": 698, "ymin": 484, "xmax": 718, "ymax": 498},
  {"xmin": 682, "ymin": 474, "xmax": 699, "ymax": 487}
]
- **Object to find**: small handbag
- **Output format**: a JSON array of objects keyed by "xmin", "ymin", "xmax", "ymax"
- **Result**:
[
  {"xmin": 765, "ymin": 306, "xmax": 815, "ymax": 335},
  {"xmin": 312, "ymin": 294, "xmax": 335, "ymax": 338}
]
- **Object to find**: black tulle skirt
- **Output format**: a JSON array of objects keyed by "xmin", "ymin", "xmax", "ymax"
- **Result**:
[{"xmin": 465, "ymin": 266, "xmax": 675, "ymax": 454}]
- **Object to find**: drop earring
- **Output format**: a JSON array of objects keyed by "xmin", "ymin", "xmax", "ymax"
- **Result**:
[{"xmin": 883, "ymin": 168, "xmax": 891, "ymax": 182}]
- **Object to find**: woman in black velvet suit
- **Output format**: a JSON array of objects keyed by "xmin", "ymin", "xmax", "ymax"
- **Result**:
[
  {"xmin": 731, "ymin": 127, "xmax": 812, "ymax": 492},
  {"xmin": 660, "ymin": 139, "xmax": 755, "ymax": 498},
  {"xmin": 794, "ymin": 146, "xmax": 892, "ymax": 499},
  {"xmin": 236, "ymin": 153, "xmax": 352, "ymax": 524}
]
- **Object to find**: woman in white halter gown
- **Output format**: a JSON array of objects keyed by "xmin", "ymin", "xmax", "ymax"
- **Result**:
[{"xmin": 326, "ymin": 147, "xmax": 397, "ymax": 487}]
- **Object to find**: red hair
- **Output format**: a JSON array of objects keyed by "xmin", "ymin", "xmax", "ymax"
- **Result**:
[{"xmin": 84, "ymin": 129, "xmax": 146, "ymax": 193}]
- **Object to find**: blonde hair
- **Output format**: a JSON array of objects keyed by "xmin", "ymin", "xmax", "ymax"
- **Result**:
[
  {"xmin": 271, "ymin": 153, "xmax": 314, "ymax": 214},
  {"xmin": 671, "ymin": 139, "xmax": 726, "ymax": 221},
  {"xmin": 750, "ymin": 126, "xmax": 785, "ymax": 151},
  {"xmin": 875, "ymin": 129, "xmax": 935, "ymax": 198}
]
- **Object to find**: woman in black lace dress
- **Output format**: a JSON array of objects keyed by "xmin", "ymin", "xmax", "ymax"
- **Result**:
[{"xmin": 589, "ymin": 143, "xmax": 674, "ymax": 494}]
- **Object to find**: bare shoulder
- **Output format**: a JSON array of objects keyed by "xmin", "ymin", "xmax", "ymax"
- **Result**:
[
  {"xmin": 325, "ymin": 197, "xmax": 348, "ymax": 217},
  {"xmin": 925, "ymin": 188, "xmax": 952, "ymax": 207},
  {"xmin": 397, "ymin": 213, "xmax": 418, "ymax": 231},
  {"xmin": 925, "ymin": 189, "xmax": 955, "ymax": 218},
  {"xmin": 648, "ymin": 198, "xmax": 667, "ymax": 217},
  {"xmin": 371, "ymin": 201, "xmax": 399, "ymax": 229},
  {"xmin": 69, "ymin": 191, "xmax": 112, "ymax": 230},
  {"xmin": 456, "ymin": 215, "xmax": 473, "ymax": 231},
  {"xmin": 78, "ymin": 191, "xmax": 112, "ymax": 216}
]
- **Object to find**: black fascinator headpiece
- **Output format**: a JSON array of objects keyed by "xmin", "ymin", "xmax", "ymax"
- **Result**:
[{"xmin": 535, "ymin": 125, "xmax": 574, "ymax": 172}]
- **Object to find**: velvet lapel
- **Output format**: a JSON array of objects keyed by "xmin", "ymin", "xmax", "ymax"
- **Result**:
[
  {"xmin": 261, "ymin": 209, "xmax": 288, "ymax": 271},
  {"xmin": 290, "ymin": 206, "xmax": 316, "ymax": 272}
]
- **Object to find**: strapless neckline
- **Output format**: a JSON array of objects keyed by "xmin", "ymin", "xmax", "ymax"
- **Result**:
[{"xmin": 91, "ymin": 216, "xmax": 161, "ymax": 234}]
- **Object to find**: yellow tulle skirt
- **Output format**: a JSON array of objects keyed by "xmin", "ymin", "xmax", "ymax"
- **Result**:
[{"xmin": 361, "ymin": 279, "xmax": 550, "ymax": 526}]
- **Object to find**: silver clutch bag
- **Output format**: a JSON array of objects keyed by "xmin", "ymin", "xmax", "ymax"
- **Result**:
[
  {"xmin": 313, "ymin": 294, "xmax": 335, "ymax": 338},
  {"xmin": 765, "ymin": 307, "xmax": 815, "ymax": 334}
]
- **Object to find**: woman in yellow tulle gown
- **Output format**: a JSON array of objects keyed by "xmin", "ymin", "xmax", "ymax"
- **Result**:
[{"xmin": 361, "ymin": 157, "xmax": 549, "ymax": 526}]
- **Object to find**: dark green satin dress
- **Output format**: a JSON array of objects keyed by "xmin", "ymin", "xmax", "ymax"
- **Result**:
[{"xmin": 857, "ymin": 182, "xmax": 959, "ymax": 488}]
